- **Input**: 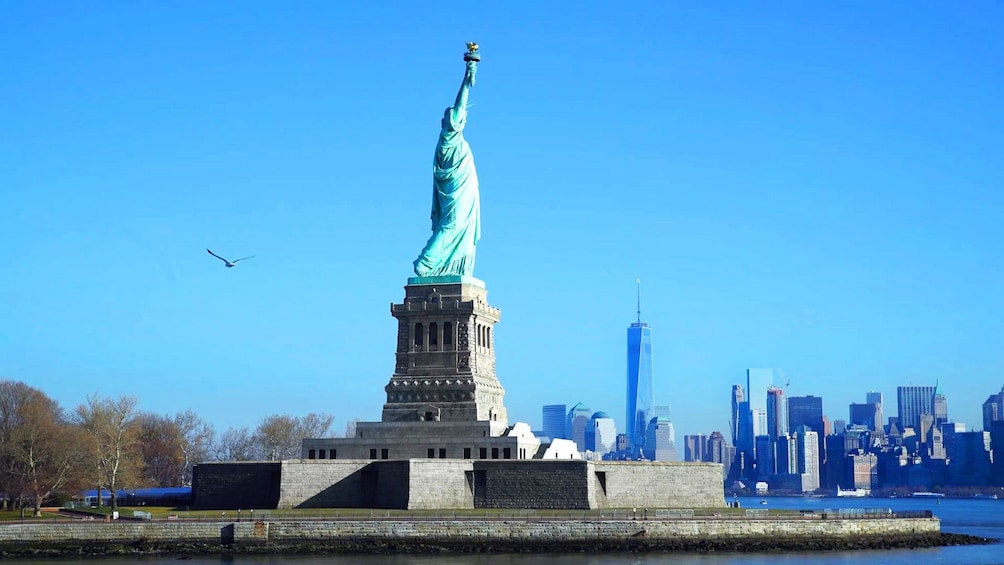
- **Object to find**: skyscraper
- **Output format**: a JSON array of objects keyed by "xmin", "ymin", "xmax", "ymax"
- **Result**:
[
  {"xmin": 982, "ymin": 385, "xmax": 1004, "ymax": 432},
  {"xmin": 683, "ymin": 434, "xmax": 708, "ymax": 462},
  {"xmin": 707, "ymin": 431, "xmax": 733, "ymax": 480},
  {"xmin": 730, "ymin": 385, "xmax": 746, "ymax": 447},
  {"xmin": 753, "ymin": 409, "xmax": 768, "ymax": 438},
  {"xmin": 849, "ymin": 453, "xmax": 878, "ymax": 491},
  {"xmin": 584, "ymin": 412, "xmax": 617, "ymax": 457},
  {"xmin": 866, "ymin": 391, "xmax": 884, "ymax": 431},
  {"xmin": 626, "ymin": 282, "xmax": 655, "ymax": 455},
  {"xmin": 566, "ymin": 403, "xmax": 592, "ymax": 450},
  {"xmin": 742, "ymin": 369, "xmax": 774, "ymax": 470},
  {"xmin": 735, "ymin": 397, "xmax": 754, "ymax": 479},
  {"xmin": 929, "ymin": 424, "xmax": 946, "ymax": 460},
  {"xmin": 746, "ymin": 369, "xmax": 774, "ymax": 419},
  {"xmin": 766, "ymin": 386, "xmax": 788, "ymax": 442},
  {"xmin": 775, "ymin": 435, "xmax": 798, "ymax": 475},
  {"xmin": 755, "ymin": 434, "xmax": 773, "ymax": 480},
  {"xmin": 707, "ymin": 431, "xmax": 729, "ymax": 463},
  {"xmin": 542, "ymin": 404, "xmax": 567, "ymax": 440},
  {"xmin": 788, "ymin": 395, "xmax": 825, "ymax": 486},
  {"xmin": 788, "ymin": 396, "xmax": 824, "ymax": 436},
  {"xmin": 933, "ymin": 384, "xmax": 948, "ymax": 427},
  {"xmin": 947, "ymin": 431, "xmax": 992, "ymax": 485},
  {"xmin": 919, "ymin": 413, "xmax": 935, "ymax": 451},
  {"xmin": 990, "ymin": 420, "xmax": 1004, "ymax": 486},
  {"xmin": 849, "ymin": 402, "xmax": 881, "ymax": 431},
  {"xmin": 644, "ymin": 417, "xmax": 677, "ymax": 461},
  {"xmin": 897, "ymin": 385, "xmax": 936, "ymax": 431},
  {"xmin": 794, "ymin": 425, "xmax": 820, "ymax": 492},
  {"xmin": 824, "ymin": 433, "xmax": 848, "ymax": 490}
]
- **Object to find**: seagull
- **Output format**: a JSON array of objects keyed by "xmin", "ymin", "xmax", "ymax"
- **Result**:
[{"xmin": 207, "ymin": 248, "xmax": 255, "ymax": 268}]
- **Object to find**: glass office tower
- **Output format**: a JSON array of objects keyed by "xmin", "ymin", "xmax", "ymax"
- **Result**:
[
  {"xmin": 788, "ymin": 395, "xmax": 824, "ymax": 434},
  {"xmin": 542, "ymin": 404, "xmax": 567, "ymax": 440},
  {"xmin": 626, "ymin": 320, "xmax": 654, "ymax": 455},
  {"xmin": 897, "ymin": 385, "xmax": 936, "ymax": 431},
  {"xmin": 766, "ymin": 386, "xmax": 788, "ymax": 441},
  {"xmin": 746, "ymin": 369, "xmax": 775, "ymax": 418}
]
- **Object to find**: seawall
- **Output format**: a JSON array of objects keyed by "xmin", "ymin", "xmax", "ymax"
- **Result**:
[{"xmin": 0, "ymin": 516, "xmax": 953, "ymax": 555}]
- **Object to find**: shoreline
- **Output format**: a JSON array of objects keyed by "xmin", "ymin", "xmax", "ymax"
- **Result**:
[
  {"xmin": 0, "ymin": 533, "xmax": 995, "ymax": 558},
  {"xmin": 1, "ymin": 514, "xmax": 994, "ymax": 558}
]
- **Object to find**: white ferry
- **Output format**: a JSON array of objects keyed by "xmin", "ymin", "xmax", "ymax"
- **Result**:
[
  {"xmin": 835, "ymin": 486, "xmax": 870, "ymax": 497},
  {"xmin": 910, "ymin": 491, "xmax": 945, "ymax": 498}
]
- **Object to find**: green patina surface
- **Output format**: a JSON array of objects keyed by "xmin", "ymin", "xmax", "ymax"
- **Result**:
[
  {"xmin": 413, "ymin": 54, "xmax": 482, "ymax": 278},
  {"xmin": 407, "ymin": 275, "xmax": 485, "ymax": 287}
]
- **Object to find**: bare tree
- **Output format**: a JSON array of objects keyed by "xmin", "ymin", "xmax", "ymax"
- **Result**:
[
  {"xmin": 212, "ymin": 427, "xmax": 259, "ymax": 461},
  {"xmin": 254, "ymin": 415, "xmax": 298, "ymax": 461},
  {"xmin": 74, "ymin": 394, "xmax": 141, "ymax": 511},
  {"xmin": 136, "ymin": 410, "xmax": 215, "ymax": 486},
  {"xmin": 0, "ymin": 380, "xmax": 87, "ymax": 515},
  {"xmin": 0, "ymin": 380, "xmax": 26, "ymax": 510},
  {"xmin": 343, "ymin": 418, "xmax": 360, "ymax": 438},
  {"xmin": 12, "ymin": 390, "xmax": 86, "ymax": 516},
  {"xmin": 296, "ymin": 412, "xmax": 335, "ymax": 441},
  {"xmin": 209, "ymin": 413, "xmax": 334, "ymax": 462},
  {"xmin": 136, "ymin": 412, "xmax": 183, "ymax": 487},
  {"xmin": 174, "ymin": 410, "xmax": 214, "ymax": 486},
  {"xmin": 254, "ymin": 413, "xmax": 334, "ymax": 461}
]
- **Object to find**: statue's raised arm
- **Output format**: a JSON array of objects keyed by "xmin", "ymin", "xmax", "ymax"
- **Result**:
[
  {"xmin": 413, "ymin": 44, "xmax": 483, "ymax": 278},
  {"xmin": 444, "ymin": 45, "xmax": 478, "ymax": 133}
]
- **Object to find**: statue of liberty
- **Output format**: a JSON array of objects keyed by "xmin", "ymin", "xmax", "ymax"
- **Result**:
[{"xmin": 413, "ymin": 43, "xmax": 482, "ymax": 277}]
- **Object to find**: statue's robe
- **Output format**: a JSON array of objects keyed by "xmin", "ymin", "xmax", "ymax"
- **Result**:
[{"xmin": 413, "ymin": 104, "xmax": 481, "ymax": 277}]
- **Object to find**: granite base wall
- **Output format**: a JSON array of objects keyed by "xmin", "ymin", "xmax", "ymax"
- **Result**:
[
  {"xmin": 474, "ymin": 461, "xmax": 592, "ymax": 509},
  {"xmin": 192, "ymin": 459, "xmax": 726, "ymax": 510},
  {"xmin": 275, "ymin": 460, "xmax": 375, "ymax": 509},
  {"xmin": 596, "ymin": 461, "xmax": 725, "ymax": 509},
  {"xmin": 405, "ymin": 460, "xmax": 475, "ymax": 509},
  {"xmin": 192, "ymin": 462, "xmax": 281, "ymax": 510}
]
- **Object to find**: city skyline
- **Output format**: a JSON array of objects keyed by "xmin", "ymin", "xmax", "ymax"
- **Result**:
[
  {"xmin": 2, "ymin": 4, "xmax": 1002, "ymax": 440},
  {"xmin": 539, "ymin": 378, "xmax": 1002, "ymax": 461}
]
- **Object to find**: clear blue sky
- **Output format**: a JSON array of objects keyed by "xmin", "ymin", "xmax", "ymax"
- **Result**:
[{"xmin": 2, "ymin": 2, "xmax": 1002, "ymax": 444}]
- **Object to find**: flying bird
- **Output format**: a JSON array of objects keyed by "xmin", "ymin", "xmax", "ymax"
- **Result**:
[{"xmin": 207, "ymin": 248, "xmax": 255, "ymax": 268}]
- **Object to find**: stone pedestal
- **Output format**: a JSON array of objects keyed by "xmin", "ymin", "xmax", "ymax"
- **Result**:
[
  {"xmin": 299, "ymin": 276, "xmax": 550, "ymax": 462},
  {"xmin": 382, "ymin": 277, "xmax": 507, "ymax": 425}
]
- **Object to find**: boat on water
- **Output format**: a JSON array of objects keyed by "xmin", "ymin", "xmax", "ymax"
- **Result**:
[
  {"xmin": 911, "ymin": 491, "xmax": 945, "ymax": 498},
  {"xmin": 835, "ymin": 486, "xmax": 870, "ymax": 497},
  {"xmin": 973, "ymin": 493, "xmax": 999, "ymax": 500}
]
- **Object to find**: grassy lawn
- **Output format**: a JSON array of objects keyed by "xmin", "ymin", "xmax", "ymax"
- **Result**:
[
  {"xmin": 0, "ymin": 509, "xmax": 66, "ymax": 521},
  {"xmin": 98, "ymin": 506, "xmax": 791, "ymax": 520}
]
